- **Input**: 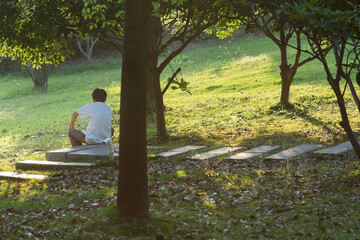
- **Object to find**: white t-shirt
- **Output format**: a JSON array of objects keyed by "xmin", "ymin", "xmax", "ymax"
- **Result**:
[{"xmin": 76, "ymin": 102, "xmax": 112, "ymax": 144}]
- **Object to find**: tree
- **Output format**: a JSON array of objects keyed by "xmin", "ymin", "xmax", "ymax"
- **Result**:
[
  {"xmin": 25, "ymin": 63, "xmax": 53, "ymax": 91},
  {"xmin": 0, "ymin": 1, "xmax": 73, "ymax": 91},
  {"xmin": 223, "ymin": 0, "xmax": 318, "ymax": 107},
  {"xmin": 285, "ymin": 0, "xmax": 360, "ymax": 158},
  {"xmin": 76, "ymin": 36, "xmax": 99, "ymax": 61},
  {"xmin": 147, "ymin": 0, "xmax": 232, "ymax": 140},
  {"xmin": 117, "ymin": 0, "xmax": 151, "ymax": 218}
]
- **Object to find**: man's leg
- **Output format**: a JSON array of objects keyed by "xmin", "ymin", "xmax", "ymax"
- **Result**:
[{"xmin": 68, "ymin": 129, "xmax": 86, "ymax": 146}]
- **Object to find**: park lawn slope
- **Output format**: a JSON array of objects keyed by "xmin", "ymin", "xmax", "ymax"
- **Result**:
[{"xmin": 0, "ymin": 36, "xmax": 359, "ymax": 239}]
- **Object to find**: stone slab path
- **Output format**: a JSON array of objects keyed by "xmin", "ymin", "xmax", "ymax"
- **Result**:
[
  {"xmin": 190, "ymin": 147, "xmax": 242, "ymax": 160},
  {"xmin": 226, "ymin": 145, "xmax": 280, "ymax": 160},
  {"xmin": 315, "ymin": 141, "xmax": 353, "ymax": 155},
  {"xmin": 16, "ymin": 160, "xmax": 95, "ymax": 171},
  {"xmin": 0, "ymin": 171, "xmax": 48, "ymax": 180},
  {"xmin": 157, "ymin": 145, "xmax": 205, "ymax": 157},
  {"xmin": 265, "ymin": 144, "xmax": 322, "ymax": 160}
]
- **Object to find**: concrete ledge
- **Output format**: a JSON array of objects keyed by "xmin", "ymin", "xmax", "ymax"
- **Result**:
[
  {"xmin": 46, "ymin": 145, "xmax": 101, "ymax": 160},
  {"xmin": 67, "ymin": 145, "xmax": 119, "ymax": 160},
  {"xmin": 16, "ymin": 160, "xmax": 95, "ymax": 171},
  {"xmin": 46, "ymin": 144, "xmax": 119, "ymax": 161},
  {"xmin": 0, "ymin": 171, "xmax": 48, "ymax": 180}
]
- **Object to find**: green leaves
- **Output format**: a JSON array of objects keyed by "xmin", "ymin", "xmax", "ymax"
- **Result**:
[{"xmin": 170, "ymin": 77, "xmax": 191, "ymax": 95}]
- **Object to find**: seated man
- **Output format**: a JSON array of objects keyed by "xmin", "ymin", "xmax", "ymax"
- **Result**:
[{"xmin": 68, "ymin": 88, "xmax": 113, "ymax": 146}]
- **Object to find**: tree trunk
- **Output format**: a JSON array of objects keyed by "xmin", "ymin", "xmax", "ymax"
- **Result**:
[
  {"xmin": 146, "ymin": 42, "xmax": 157, "ymax": 111},
  {"xmin": 27, "ymin": 64, "xmax": 51, "ymax": 92},
  {"xmin": 278, "ymin": 24, "xmax": 291, "ymax": 107},
  {"xmin": 318, "ymin": 40, "xmax": 360, "ymax": 159},
  {"xmin": 147, "ymin": 16, "xmax": 168, "ymax": 140},
  {"xmin": 76, "ymin": 36, "xmax": 99, "ymax": 62},
  {"xmin": 146, "ymin": 17, "xmax": 162, "ymax": 111},
  {"xmin": 153, "ymin": 71, "xmax": 168, "ymax": 141},
  {"xmin": 280, "ymin": 78, "xmax": 291, "ymax": 107},
  {"xmin": 117, "ymin": 0, "xmax": 151, "ymax": 219},
  {"xmin": 331, "ymin": 82, "xmax": 360, "ymax": 159}
]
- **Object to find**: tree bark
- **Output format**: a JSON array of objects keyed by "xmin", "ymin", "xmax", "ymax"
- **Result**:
[
  {"xmin": 277, "ymin": 18, "xmax": 293, "ymax": 107},
  {"xmin": 146, "ymin": 17, "xmax": 162, "ymax": 110},
  {"xmin": 279, "ymin": 39, "xmax": 291, "ymax": 107},
  {"xmin": 26, "ymin": 64, "xmax": 50, "ymax": 92},
  {"xmin": 117, "ymin": 0, "xmax": 151, "ymax": 219},
  {"xmin": 280, "ymin": 79, "xmax": 291, "ymax": 107},
  {"xmin": 153, "ymin": 71, "xmax": 168, "ymax": 140},
  {"xmin": 147, "ymin": 16, "xmax": 168, "ymax": 140}
]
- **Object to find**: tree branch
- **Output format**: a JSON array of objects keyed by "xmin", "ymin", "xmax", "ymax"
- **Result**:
[{"xmin": 162, "ymin": 67, "xmax": 181, "ymax": 95}]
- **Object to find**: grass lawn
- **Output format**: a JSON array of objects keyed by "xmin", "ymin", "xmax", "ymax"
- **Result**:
[{"xmin": 0, "ymin": 35, "xmax": 359, "ymax": 239}]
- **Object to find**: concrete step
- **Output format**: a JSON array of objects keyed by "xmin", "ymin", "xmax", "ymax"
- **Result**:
[
  {"xmin": 265, "ymin": 144, "xmax": 322, "ymax": 160},
  {"xmin": 190, "ymin": 147, "xmax": 242, "ymax": 160},
  {"xmin": 46, "ymin": 144, "xmax": 118, "ymax": 161},
  {"xmin": 47, "ymin": 145, "xmax": 162, "ymax": 161},
  {"xmin": 46, "ymin": 145, "xmax": 101, "ymax": 160},
  {"xmin": 315, "ymin": 142, "xmax": 353, "ymax": 155},
  {"xmin": 0, "ymin": 171, "xmax": 48, "ymax": 180},
  {"xmin": 226, "ymin": 145, "xmax": 280, "ymax": 160},
  {"xmin": 67, "ymin": 145, "xmax": 119, "ymax": 160},
  {"xmin": 16, "ymin": 160, "xmax": 95, "ymax": 171},
  {"xmin": 157, "ymin": 145, "xmax": 205, "ymax": 158}
]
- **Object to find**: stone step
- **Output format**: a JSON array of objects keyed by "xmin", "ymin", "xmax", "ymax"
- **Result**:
[
  {"xmin": 226, "ymin": 145, "xmax": 280, "ymax": 160},
  {"xmin": 265, "ymin": 144, "xmax": 322, "ymax": 160},
  {"xmin": 0, "ymin": 171, "xmax": 48, "ymax": 180},
  {"xmin": 315, "ymin": 141, "xmax": 353, "ymax": 154},
  {"xmin": 16, "ymin": 160, "xmax": 95, "ymax": 171},
  {"xmin": 67, "ymin": 145, "xmax": 119, "ymax": 160},
  {"xmin": 157, "ymin": 145, "xmax": 205, "ymax": 158},
  {"xmin": 46, "ymin": 145, "xmax": 119, "ymax": 161},
  {"xmin": 46, "ymin": 145, "xmax": 101, "ymax": 160},
  {"xmin": 47, "ymin": 145, "xmax": 162, "ymax": 161},
  {"xmin": 190, "ymin": 147, "xmax": 242, "ymax": 160}
]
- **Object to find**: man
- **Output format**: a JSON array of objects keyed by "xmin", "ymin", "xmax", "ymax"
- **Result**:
[{"xmin": 68, "ymin": 88, "xmax": 113, "ymax": 146}]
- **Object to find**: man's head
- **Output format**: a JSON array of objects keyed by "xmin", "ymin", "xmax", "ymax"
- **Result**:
[{"xmin": 92, "ymin": 88, "xmax": 107, "ymax": 102}]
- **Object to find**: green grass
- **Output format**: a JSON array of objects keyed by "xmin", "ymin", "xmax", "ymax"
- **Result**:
[{"xmin": 0, "ymin": 36, "xmax": 360, "ymax": 239}]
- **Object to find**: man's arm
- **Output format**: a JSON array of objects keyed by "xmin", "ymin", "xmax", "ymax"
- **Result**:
[{"xmin": 69, "ymin": 111, "xmax": 79, "ymax": 130}]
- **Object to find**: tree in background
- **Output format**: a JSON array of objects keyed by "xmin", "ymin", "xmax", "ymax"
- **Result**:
[
  {"xmin": 0, "ymin": 1, "xmax": 72, "ymax": 91},
  {"xmin": 244, "ymin": 0, "xmax": 320, "ymax": 107},
  {"xmin": 76, "ymin": 36, "xmax": 99, "ymax": 62},
  {"xmin": 25, "ymin": 63, "xmax": 54, "ymax": 91},
  {"xmin": 286, "ymin": 0, "xmax": 360, "ymax": 158},
  {"xmin": 217, "ymin": 0, "xmax": 318, "ymax": 107}
]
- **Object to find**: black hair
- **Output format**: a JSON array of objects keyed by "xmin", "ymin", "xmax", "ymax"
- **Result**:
[{"xmin": 92, "ymin": 88, "xmax": 107, "ymax": 102}]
